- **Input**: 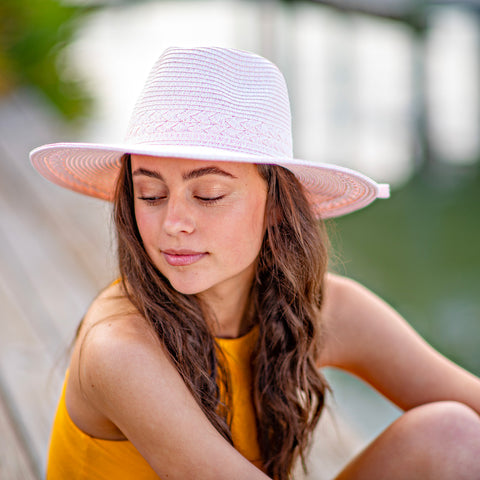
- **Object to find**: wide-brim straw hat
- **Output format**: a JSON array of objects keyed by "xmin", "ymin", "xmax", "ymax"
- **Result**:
[{"xmin": 30, "ymin": 46, "xmax": 389, "ymax": 218}]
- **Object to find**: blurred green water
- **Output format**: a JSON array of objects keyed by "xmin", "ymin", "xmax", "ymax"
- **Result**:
[{"xmin": 329, "ymin": 166, "xmax": 480, "ymax": 376}]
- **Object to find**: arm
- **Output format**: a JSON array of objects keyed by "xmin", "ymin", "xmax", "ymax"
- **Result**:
[
  {"xmin": 74, "ymin": 312, "xmax": 270, "ymax": 480},
  {"xmin": 319, "ymin": 273, "xmax": 480, "ymax": 414}
]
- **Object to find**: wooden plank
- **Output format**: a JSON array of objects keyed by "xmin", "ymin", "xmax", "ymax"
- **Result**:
[
  {"xmin": 0, "ymin": 180, "xmax": 98, "ymax": 347},
  {"xmin": 0, "ymin": 92, "xmax": 114, "ymax": 477},
  {"xmin": 0, "ymin": 91, "xmax": 114, "ymax": 293},
  {"xmin": 0, "ymin": 92, "xmax": 114, "ymax": 350},
  {"xmin": 0, "ymin": 271, "xmax": 55, "ymax": 479},
  {"xmin": 0, "ymin": 389, "xmax": 37, "ymax": 480},
  {"xmin": 0, "ymin": 348, "xmax": 60, "ymax": 479}
]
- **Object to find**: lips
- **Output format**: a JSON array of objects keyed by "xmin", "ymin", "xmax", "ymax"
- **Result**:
[{"xmin": 161, "ymin": 249, "xmax": 207, "ymax": 267}]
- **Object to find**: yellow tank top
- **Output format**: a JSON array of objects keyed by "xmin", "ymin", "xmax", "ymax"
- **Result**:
[{"xmin": 47, "ymin": 326, "xmax": 262, "ymax": 479}]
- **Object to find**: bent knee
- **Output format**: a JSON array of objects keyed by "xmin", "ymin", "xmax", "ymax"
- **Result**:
[
  {"xmin": 398, "ymin": 401, "xmax": 480, "ymax": 441},
  {"xmin": 336, "ymin": 402, "xmax": 480, "ymax": 480},
  {"xmin": 390, "ymin": 402, "xmax": 480, "ymax": 470}
]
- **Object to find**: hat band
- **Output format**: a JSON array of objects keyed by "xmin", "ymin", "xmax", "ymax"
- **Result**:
[{"xmin": 125, "ymin": 109, "xmax": 293, "ymax": 159}]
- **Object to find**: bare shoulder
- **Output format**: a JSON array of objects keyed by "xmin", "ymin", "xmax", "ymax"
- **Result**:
[
  {"xmin": 64, "ymin": 284, "xmax": 267, "ymax": 478},
  {"xmin": 66, "ymin": 281, "xmax": 165, "ymax": 439},
  {"xmin": 73, "ymin": 279, "xmax": 165, "ymax": 385},
  {"xmin": 320, "ymin": 273, "xmax": 480, "ymax": 413},
  {"xmin": 322, "ymin": 272, "xmax": 372, "ymax": 322},
  {"xmin": 319, "ymin": 272, "xmax": 403, "ymax": 369},
  {"xmin": 79, "ymin": 280, "xmax": 142, "ymax": 335},
  {"xmin": 74, "ymin": 282, "xmax": 158, "ymax": 370},
  {"xmin": 323, "ymin": 272, "xmax": 360, "ymax": 304}
]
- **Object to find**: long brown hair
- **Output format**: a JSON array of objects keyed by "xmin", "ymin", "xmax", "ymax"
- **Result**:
[{"xmin": 114, "ymin": 155, "xmax": 329, "ymax": 479}]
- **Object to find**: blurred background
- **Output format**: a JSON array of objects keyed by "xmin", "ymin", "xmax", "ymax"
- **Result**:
[{"xmin": 1, "ymin": 0, "xmax": 479, "ymax": 478}]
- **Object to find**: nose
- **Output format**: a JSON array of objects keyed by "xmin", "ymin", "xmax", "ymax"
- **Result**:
[{"xmin": 162, "ymin": 194, "xmax": 195, "ymax": 236}]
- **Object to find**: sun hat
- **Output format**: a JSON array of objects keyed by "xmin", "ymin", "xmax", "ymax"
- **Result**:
[{"xmin": 30, "ymin": 46, "xmax": 389, "ymax": 218}]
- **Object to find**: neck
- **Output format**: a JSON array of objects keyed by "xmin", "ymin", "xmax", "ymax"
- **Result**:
[{"xmin": 198, "ymin": 281, "xmax": 255, "ymax": 339}]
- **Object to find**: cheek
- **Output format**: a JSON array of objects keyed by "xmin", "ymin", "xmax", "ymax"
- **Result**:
[
  {"xmin": 134, "ymin": 208, "xmax": 159, "ymax": 250},
  {"xmin": 247, "ymin": 203, "xmax": 267, "ymax": 250},
  {"xmin": 220, "ymin": 196, "xmax": 266, "ymax": 259},
  {"xmin": 248, "ymin": 191, "xmax": 268, "ymax": 236}
]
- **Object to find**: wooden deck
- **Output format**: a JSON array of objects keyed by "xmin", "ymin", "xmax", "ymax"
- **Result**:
[
  {"xmin": 0, "ymin": 91, "xmax": 114, "ymax": 479},
  {"xmin": 0, "ymin": 91, "xmax": 363, "ymax": 479}
]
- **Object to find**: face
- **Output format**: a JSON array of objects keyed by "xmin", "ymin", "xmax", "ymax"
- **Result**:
[{"xmin": 131, "ymin": 155, "xmax": 268, "ymax": 303}]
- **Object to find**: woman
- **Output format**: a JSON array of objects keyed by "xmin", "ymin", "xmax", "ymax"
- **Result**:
[{"xmin": 31, "ymin": 47, "xmax": 480, "ymax": 480}]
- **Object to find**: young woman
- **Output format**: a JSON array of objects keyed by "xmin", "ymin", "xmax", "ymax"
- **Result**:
[{"xmin": 31, "ymin": 47, "xmax": 480, "ymax": 480}]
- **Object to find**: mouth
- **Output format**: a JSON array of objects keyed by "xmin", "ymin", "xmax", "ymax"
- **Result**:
[{"xmin": 161, "ymin": 249, "xmax": 208, "ymax": 267}]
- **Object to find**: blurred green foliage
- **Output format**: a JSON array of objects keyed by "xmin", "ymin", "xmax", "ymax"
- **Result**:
[
  {"xmin": 0, "ymin": 0, "xmax": 94, "ymax": 119},
  {"xmin": 330, "ymin": 165, "xmax": 480, "ymax": 375}
]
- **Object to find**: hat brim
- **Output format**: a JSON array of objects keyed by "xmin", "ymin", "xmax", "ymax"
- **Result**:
[{"xmin": 30, "ymin": 142, "xmax": 389, "ymax": 219}]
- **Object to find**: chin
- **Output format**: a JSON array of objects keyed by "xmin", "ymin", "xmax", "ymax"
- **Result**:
[{"xmin": 165, "ymin": 276, "xmax": 210, "ymax": 296}]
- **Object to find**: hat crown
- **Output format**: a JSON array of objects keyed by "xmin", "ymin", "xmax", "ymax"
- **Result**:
[
  {"xmin": 30, "ymin": 46, "xmax": 389, "ymax": 217},
  {"xmin": 125, "ymin": 47, "xmax": 293, "ymax": 158}
]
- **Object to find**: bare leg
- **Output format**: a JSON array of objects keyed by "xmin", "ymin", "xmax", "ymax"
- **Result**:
[{"xmin": 335, "ymin": 401, "xmax": 480, "ymax": 480}]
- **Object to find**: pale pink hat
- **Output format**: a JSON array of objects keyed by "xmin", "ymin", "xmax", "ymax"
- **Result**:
[{"xmin": 30, "ymin": 46, "xmax": 389, "ymax": 218}]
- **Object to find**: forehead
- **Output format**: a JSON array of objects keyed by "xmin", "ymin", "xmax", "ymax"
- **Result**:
[{"xmin": 130, "ymin": 154, "xmax": 259, "ymax": 179}]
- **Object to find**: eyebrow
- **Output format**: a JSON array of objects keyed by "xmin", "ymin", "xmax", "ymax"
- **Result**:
[
  {"xmin": 183, "ymin": 166, "xmax": 237, "ymax": 181},
  {"xmin": 132, "ymin": 165, "xmax": 237, "ymax": 181}
]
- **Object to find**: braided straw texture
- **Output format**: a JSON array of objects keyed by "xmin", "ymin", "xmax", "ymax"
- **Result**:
[{"xmin": 30, "ymin": 47, "xmax": 389, "ymax": 218}]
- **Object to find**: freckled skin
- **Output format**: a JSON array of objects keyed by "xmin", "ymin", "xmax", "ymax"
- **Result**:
[{"xmin": 131, "ymin": 155, "xmax": 268, "ymax": 336}]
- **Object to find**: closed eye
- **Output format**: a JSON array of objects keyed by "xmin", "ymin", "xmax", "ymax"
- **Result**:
[
  {"xmin": 138, "ymin": 196, "xmax": 166, "ymax": 205},
  {"xmin": 195, "ymin": 195, "xmax": 225, "ymax": 205}
]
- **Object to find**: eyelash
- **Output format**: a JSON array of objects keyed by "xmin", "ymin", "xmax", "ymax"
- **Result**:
[
  {"xmin": 195, "ymin": 195, "xmax": 225, "ymax": 205},
  {"xmin": 138, "ymin": 196, "xmax": 166, "ymax": 206},
  {"xmin": 137, "ymin": 195, "xmax": 225, "ymax": 206}
]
